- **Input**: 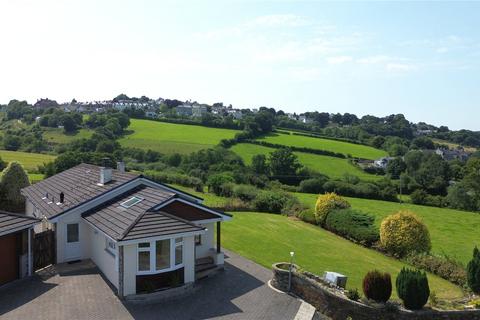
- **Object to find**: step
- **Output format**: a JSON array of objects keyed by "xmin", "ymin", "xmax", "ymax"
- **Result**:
[{"xmin": 195, "ymin": 257, "xmax": 214, "ymax": 266}]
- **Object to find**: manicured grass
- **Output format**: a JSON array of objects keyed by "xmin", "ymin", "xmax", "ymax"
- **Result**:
[
  {"xmin": 222, "ymin": 211, "xmax": 464, "ymax": 300},
  {"xmin": 231, "ymin": 143, "xmax": 381, "ymax": 181},
  {"xmin": 43, "ymin": 128, "xmax": 93, "ymax": 144},
  {"xmin": 118, "ymin": 119, "xmax": 240, "ymax": 154},
  {"xmin": 257, "ymin": 132, "xmax": 387, "ymax": 160},
  {"xmin": 0, "ymin": 150, "xmax": 56, "ymax": 171},
  {"xmin": 294, "ymin": 192, "xmax": 480, "ymax": 265}
]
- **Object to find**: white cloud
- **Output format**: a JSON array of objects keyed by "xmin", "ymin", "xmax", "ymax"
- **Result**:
[
  {"xmin": 327, "ymin": 56, "xmax": 353, "ymax": 64},
  {"xmin": 244, "ymin": 14, "xmax": 311, "ymax": 28},
  {"xmin": 386, "ymin": 63, "xmax": 417, "ymax": 72}
]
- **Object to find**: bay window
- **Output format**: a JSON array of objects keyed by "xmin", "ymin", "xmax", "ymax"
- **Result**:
[{"xmin": 137, "ymin": 237, "xmax": 184, "ymax": 274}]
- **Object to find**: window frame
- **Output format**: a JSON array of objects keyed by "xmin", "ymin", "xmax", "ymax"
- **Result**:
[{"xmin": 136, "ymin": 237, "xmax": 184, "ymax": 275}]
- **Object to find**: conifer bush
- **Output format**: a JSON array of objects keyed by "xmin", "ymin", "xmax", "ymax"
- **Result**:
[
  {"xmin": 467, "ymin": 246, "xmax": 480, "ymax": 294},
  {"xmin": 314, "ymin": 192, "xmax": 350, "ymax": 225},
  {"xmin": 362, "ymin": 270, "xmax": 392, "ymax": 303},
  {"xmin": 396, "ymin": 268, "xmax": 430, "ymax": 310},
  {"xmin": 380, "ymin": 210, "xmax": 431, "ymax": 257}
]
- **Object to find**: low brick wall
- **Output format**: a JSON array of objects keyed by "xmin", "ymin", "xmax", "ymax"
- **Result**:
[{"xmin": 271, "ymin": 263, "xmax": 480, "ymax": 320}]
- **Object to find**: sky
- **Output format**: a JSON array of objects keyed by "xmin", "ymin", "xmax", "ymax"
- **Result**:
[{"xmin": 0, "ymin": 1, "xmax": 479, "ymax": 130}]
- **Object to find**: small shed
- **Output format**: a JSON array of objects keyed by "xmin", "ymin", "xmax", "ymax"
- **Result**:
[{"xmin": 0, "ymin": 211, "xmax": 39, "ymax": 286}]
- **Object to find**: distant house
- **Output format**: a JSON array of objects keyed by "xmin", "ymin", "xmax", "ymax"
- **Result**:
[
  {"xmin": 414, "ymin": 129, "xmax": 435, "ymax": 137},
  {"xmin": 298, "ymin": 115, "xmax": 313, "ymax": 124},
  {"xmin": 226, "ymin": 109, "xmax": 243, "ymax": 120},
  {"xmin": 145, "ymin": 111, "xmax": 158, "ymax": 119},
  {"xmin": 373, "ymin": 157, "xmax": 395, "ymax": 169},
  {"xmin": 175, "ymin": 105, "xmax": 193, "ymax": 117},
  {"xmin": 192, "ymin": 105, "xmax": 208, "ymax": 118},
  {"xmin": 435, "ymin": 148, "xmax": 470, "ymax": 162}
]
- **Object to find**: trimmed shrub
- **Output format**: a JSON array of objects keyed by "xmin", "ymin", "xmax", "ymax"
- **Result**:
[
  {"xmin": 233, "ymin": 184, "xmax": 258, "ymax": 202},
  {"xmin": 298, "ymin": 177, "xmax": 327, "ymax": 194},
  {"xmin": 362, "ymin": 270, "xmax": 392, "ymax": 303},
  {"xmin": 253, "ymin": 190, "xmax": 291, "ymax": 214},
  {"xmin": 325, "ymin": 209, "xmax": 379, "ymax": 246},
  {"xmin": 406, "ymin": 253, "xmax": 467, "ymax": 287},
  {"xmin": 396, "ymin": 268, "xmax": 430, "ymax": 310},
  {"xmin": 314, "ymin": 193, "xmax": 350, "ymax": 225},
  {"xmin": 380, "ymin": 211, "xmax": 431, "ymax": 257},
  {"xmin": 207, "ymin": 173, "xmax": 234, "ymax": 195},
  {"xmin": 467, "ymin": 246, "xmax": 480, "ymax": 294},
  {"xmin": 296, "ymin": 210, "xmax": 316, "ymax": 224},
  {"xmin": 0, "ymin": 161, "xmax": 30, "ymax": 212}
]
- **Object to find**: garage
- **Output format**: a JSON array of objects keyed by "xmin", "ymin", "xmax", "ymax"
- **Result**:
[{"xmin": 0, "ymin": 211, "xmax": 39, "ymax": 287}]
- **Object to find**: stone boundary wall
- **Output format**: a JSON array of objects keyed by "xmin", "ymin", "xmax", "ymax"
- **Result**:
[{"xmin": 271, "ymin": 262, "xmax": 480, "ymax": 320}]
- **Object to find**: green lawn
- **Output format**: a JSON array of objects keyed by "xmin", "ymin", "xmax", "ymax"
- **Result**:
[
  {"xmin": 222, "ymin": 211, "xmax": 463, "ymax": 300},
  {"xmin": 231, "ymin": 143, "xmax": 381, "ymax": 181},
  {"xmin": 295, "ymin": 193, "xmax": 480, "ymax": 265},
  {"xmin": 43, "ymin": 128, "xmax": 93, "ymax": 144},
  {"xmin": 257, "ymin": 132, "xmax": 387, "ymax": 160},
  {"xmin": 0, "ymin": 150, "xmax": 56, "ymax": 171},
  {"xmin": 118, "ymin": 119, "xmax": 240, "ymax": 154}
]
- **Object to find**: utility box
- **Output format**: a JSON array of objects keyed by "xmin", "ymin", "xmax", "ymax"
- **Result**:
[{"xmin": 323, "ymin": 271, "xmax": 347, "ymax": 289}]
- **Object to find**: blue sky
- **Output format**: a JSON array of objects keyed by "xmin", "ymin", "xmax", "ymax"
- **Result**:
[{"xmin": 0, "ymin": 1, "xmax": 479, "ymax": 130}]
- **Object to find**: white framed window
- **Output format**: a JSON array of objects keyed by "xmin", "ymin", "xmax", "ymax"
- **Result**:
[
  {"xmin": 137, "ymin": 237, "xmax": 184, "ymax": 274},
  {"xmin": 105, "ymin": 238, "xmax": 116, "ymax": 256}
]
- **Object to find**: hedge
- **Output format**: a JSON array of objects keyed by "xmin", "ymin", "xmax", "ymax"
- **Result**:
[{"xmin": 325, "ymin": 209, "xmax": 379, "ymax": 246}]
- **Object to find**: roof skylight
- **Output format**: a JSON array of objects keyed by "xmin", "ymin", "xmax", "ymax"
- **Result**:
[{"xmin": 120, "ymin": 196, "xmax": 143, "ymax": 208}]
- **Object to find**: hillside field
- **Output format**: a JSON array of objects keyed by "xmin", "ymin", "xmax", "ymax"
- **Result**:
[
  {"xmin": 0, "ymin": 150, "xmax": 56, "ymax": 171},
  {"xmin": 295, "ymin": 192, "xmax": 480, "ymax": 265},
  {"xmin": 118, "ymin": 119, "xmax": 240, "ymax": 154},
  {"xmin": 222, "ymin": 212, "xmax": 463, "ymax": 300},
  {"xmin": 231, "ymin": 143, "xmax": 381, "ymax": 181},
  {"xmin": 257, "ymin": 132, "xmax": 387, "ymax": 160},
  {"xmin": 43, "ymin": 128, "xmax": 93, "ymax": 144}
]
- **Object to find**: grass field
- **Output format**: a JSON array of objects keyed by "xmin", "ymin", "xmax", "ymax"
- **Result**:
[
  {"xmin": 432, "ymin": 138, "xmax": 477, "ymax": 153},
  {"xmin": 0, "ymin": 150, "xmax": 56, "ymax": 171},
  {"xmin": 222, "ymin": 211, "xmax": 463, "ymax": 300},
  {"xmin": 43, "ymin": 128, "xmax": 93, "ymax": 144},
  {"xmin": 295, "ymin": 193, "xmax": 480, "ymax": 265},
  {"xmin": 118, "ymin": 119, "xmax": 240, "ymax": 154},
  {"xmin": 231, "ymin": 143, "xmax": 381, "ymax": 180},
  {"xmin": 257, "ymin": 132, "xmax": 387, "ymax": 160}
]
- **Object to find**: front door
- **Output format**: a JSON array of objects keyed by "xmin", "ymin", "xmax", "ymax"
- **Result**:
[{"xmin": 65, "ymin": 223, "xmax": 81, "ymax": 261}]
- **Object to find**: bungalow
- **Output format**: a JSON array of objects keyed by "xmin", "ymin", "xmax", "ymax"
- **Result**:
[
  {"xmin": 0, "ymin": 211, "xmax": 38, "ymax": 286},
  {"xmin": 21, "ymin": 163, "xmax": 231, "ymax": 297},
  {"xmin": 373, "ymin": 157, "xmax": 395, "ymax": 169}
]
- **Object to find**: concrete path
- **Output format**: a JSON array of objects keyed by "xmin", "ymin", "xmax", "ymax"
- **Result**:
[{"xmin": 0, "ymin": 250, "xmax": 311, "ymax": 320}]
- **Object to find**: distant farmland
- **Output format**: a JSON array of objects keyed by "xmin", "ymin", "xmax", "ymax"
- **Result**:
[
  {"xmin": 0, "ymin": 150, "xmax": 56, "ymax": 171},
  {"xmin": 231, "ymin": 143, "xmax": 382, "ymax": 181},
  {"xmin": 118, "ymin": 119, "xmax": 240, "ymax": 154},
  {"xmin": 257, "ymin": 132, "xmax": 387, "ymax": 160}
]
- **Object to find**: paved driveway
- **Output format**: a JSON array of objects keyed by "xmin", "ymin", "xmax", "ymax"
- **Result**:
[{"xmin": 0, "ymin": 251, "xmax": 304, "ymax": 320}]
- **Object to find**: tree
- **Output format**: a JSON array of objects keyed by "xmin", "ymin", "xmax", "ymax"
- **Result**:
[
  {"xmin": 268, "ymin": 148, "xmax": 302, "ymax": 183},
  {"xmin": 251, "ymin": 154, "xmax": 268, "ymax": 175},
  {"xmin": 467, "ymin": 246, "xmax": 480, "ymax": 294},
  {"xmin": 0, "ymin": 156, "xmax": 6, "ymax": 171},
  {"xmin": 362, "ymin": 270, "xmax": 392, "ymax": 303},
  {"xmin": 3, "ymin": 134, "xmax": 22, "ymax": 151},
  {"xmin": 386, "ymin": 157, "xmax": 406, "ymax": 179},
  {"xmin": 0, "ymin": 162, "xmax": 30, "ymax": 212},
  {"xmin": 314, "ymin": 192, "xmax": 350, "ymax": 225},
  {"xmin": 410, "ymin": 137, "xmax": 435, "ymax": 150},
  {"xmin": 446, "ymin": 183, "xmax": 477, "ymax": 211},
  {"xmin": 60, "ymin": 114, "xmax": 77, "ymax": 133}
]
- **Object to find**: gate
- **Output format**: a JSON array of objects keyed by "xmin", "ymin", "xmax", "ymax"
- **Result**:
[{"xmin": 33, "ymin": 230, "xmax": 55, "ymax": 270}]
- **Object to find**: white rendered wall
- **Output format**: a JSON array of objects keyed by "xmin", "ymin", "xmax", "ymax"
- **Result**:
[
  {"xmin": 87, "ymin": 226, "xmax": 118, "ymax": 289},
  {"xmin": 195, "ymin": 222, "xmax": 214, "ymax": 259}
]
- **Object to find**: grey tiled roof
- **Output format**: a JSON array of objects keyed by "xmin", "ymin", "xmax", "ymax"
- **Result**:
[
  {"xmin": 21, "ymin": 163, "xmax": 139, "ymax": 219},
  {"xmin": 82, "ymin": 185, "xmax": 203, "ymax": 241},
  {"xmin": 0, "ymin": 211, "xmax": 39, "ymax": 235}
]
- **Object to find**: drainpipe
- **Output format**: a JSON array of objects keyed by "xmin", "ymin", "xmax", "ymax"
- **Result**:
[
  {"xmin": 216, "ymin": 222, "xmax": 221, "ymax": 254},
  {"xmin": 118, "ymin": 246, "xmax": 124, "ymax": 297},
  {"xmin": 28, "ymin": 228, "xmax": 32, "ymax": 276}
]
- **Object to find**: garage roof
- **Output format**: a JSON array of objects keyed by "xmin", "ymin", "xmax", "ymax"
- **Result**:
[{"xmin": 0, "ymin": 211, "xmax": 39, "ymax": 236}]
